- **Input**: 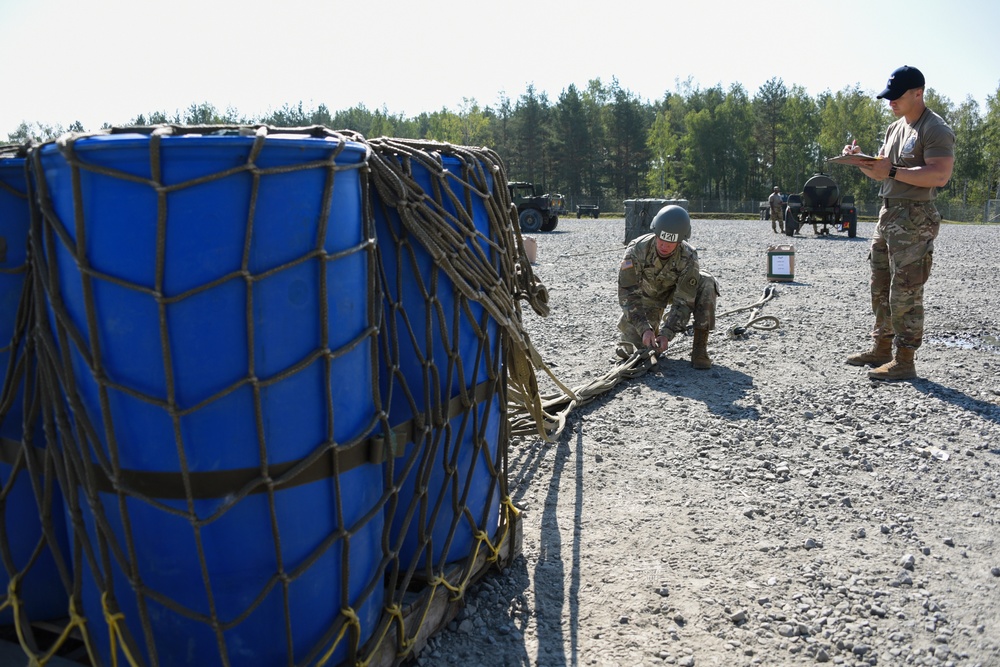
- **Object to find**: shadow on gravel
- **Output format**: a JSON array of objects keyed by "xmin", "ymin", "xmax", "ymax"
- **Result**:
[
  {"xmin": 911, "ymin": 378, "xmax": 1000, "ymax": 432},
  {"xmin": 644, "ymin": 358, "xmax": 760, "ymax": 419},
  {"xmin": 506, "ymin": 421, "xmax": 586, "ymax": 666},
  {"xmin": 499, "ymin": 557, "xmax": 532, "ymax": 667},
  {"xmin": 787, "ymin": 233, "xmax": 868, "ymax": 242},
  {"xmin": 759, "ymin": 280, "xmax": 812, "ymax": 287},
  {"xmin": 502, "ymin": 357, "xmax": 761, "ymax": 664}
]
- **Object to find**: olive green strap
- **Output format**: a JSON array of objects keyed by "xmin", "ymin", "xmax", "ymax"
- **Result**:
[{"xmin": 77, "ymin": 378, "xmax": 496, "ymax": 500}]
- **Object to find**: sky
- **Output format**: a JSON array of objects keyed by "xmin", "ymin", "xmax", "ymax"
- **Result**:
[{"xmin": 3, "ymin": 0, "xmax": 999, "ymax": 139}]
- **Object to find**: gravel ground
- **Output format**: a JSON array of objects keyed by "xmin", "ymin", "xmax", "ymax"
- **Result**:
[{"xmin": 416, "ymin": 216, "xmax": 1000, "ymax": 667}]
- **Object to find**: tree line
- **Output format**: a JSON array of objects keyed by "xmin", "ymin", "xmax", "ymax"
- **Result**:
[{"xmin": 8, "ymin": 76, "xmax": 1000, "ymax": 220}]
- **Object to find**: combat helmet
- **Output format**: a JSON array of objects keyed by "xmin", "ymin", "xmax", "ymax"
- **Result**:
[{"xmin": 649, "ymin": 205, "xmax": 691, "ymax": 243}]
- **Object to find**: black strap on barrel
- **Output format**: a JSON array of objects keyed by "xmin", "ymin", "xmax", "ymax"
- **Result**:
[
  {"xmin": 0, "ymin": 436, "xmax": 32, "ymax": 466},
  {"xmin": 74, "ymin": 378, "xmax": 496, "ymax": 500}
]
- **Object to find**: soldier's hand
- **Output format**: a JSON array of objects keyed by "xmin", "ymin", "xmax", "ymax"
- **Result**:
[
  {"xmin": 641, "ymin": 329, "xmax": 657, "ymax": 349},
  {"xmin": 654, "ymin": 335, "xmax": 670, "ymax": 353}
]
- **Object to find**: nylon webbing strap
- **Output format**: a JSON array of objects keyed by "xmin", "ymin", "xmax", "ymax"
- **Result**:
[
  {"xmin": 78, "ymin": 379, "xmax": 496, "ymax": 500},
  {"xmin": 0, "ymin": 435, "xmax": 26, "ymax": 466}
]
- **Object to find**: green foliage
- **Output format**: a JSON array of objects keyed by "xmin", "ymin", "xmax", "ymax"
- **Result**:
[
  {"xmin": 817, "ymin": 86, "xmax": 884, "ymax": 206},
  {"xmin": 646, "ymin": 106, "xmax": 680, "ymax": 197},
  {"xmin": 5, "ymin": 121, "xmax": 66, "ymax": 143},
  {"xmin": 554, "ymin": 84, "xmax": 592, "ymax": 198},
  {"xmin": 606, "ymin": 79, "xmax": 652, "ymax": 197},
  {"xmin": 719, "ymin": 84, "xmax": 752, "ymax": 200},
  {"xmin": 510, "ymin": 84, "xmax": 551, "ymax": 187},
  {"xmin": 983, "ymin": 83, "xmax": 1000, "ymax": 200},
  {"xmin": 949, "ymin": 98, "xmax": 987, "ymax": 206},
  {"xmin": 8, "ymin": 78, "xmax": 999, "ymax": 219},
  {"xmin": 752, "ymin": 78, "xmax": 787, "ymax": 197}
]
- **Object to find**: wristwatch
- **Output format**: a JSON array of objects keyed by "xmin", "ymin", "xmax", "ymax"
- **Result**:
[{"xmin": 888, "ymin": 165, "xmax": 898, "ymax": 180}]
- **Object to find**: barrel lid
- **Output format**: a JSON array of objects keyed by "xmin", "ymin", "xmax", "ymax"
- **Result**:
[{"xmin": 39, "ymin": 131, "xmax": 368, "ymax": 161}]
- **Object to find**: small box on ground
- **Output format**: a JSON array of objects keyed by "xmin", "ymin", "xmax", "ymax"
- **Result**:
[{"xmin": 767, "ymin": 244, "xmax": 795, "ymax": 282}]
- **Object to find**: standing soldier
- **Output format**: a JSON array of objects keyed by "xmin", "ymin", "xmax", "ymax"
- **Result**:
[
  {"xmin": 616, "ymin": 205, "xmax": 719, "ymax": 369},
  {"xmin": 768, "ymin": 186, "xmax": 784, "ymax": 233},
  {"xmin": 842, "ymin": 65, "xmax": 955, "ymax": 380}
]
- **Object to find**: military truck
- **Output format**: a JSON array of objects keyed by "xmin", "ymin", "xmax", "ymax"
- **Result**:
[
  {"xmin": 546, "ymin": 192, "xmax": 567, "ymax": 216},
  {"xmin": 783, "ymin": 173, "xmax": 857, "ymax": 238},
  {"xmin": 508, "ymin": 181, "xmax": 558, "ymax": 232}
]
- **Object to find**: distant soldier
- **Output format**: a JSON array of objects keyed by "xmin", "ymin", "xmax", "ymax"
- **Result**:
[
  {"xmin": 616, "ymin": 205, "xmax": 719, "ymax": 369},
  {"xmin": 842, "ymin": 65, "xmax": 955, "ymax": 381},
  {"xmin": 768, "ymin": 186, "xmax": 784, "ymax": 233}
]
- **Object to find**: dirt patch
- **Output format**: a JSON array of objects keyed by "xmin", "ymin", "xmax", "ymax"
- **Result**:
[{"xmin": 416, "ymin": 217, "xmax": 1000, "ymax": 667}]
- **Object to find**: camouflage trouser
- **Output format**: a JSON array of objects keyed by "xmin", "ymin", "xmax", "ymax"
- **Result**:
[
  {"xmin": 771, "ymin": 207, "xmax": 783, "ymax": 229},
  {"xmin": 618, "ymin": 273, "xmax": 719, "ymax": 346},
  {"xmin": 868, "ymin": 200, "xmax": 941, "ymax": 349}
]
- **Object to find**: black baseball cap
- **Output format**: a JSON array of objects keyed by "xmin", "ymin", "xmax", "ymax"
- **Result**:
[{"xmin": 876, "ymin": 66, "xmax": 925, "ymax": 101}]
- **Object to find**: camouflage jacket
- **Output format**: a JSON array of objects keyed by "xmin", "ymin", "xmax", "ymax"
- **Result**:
[{"xmin": 618, "ymin": 233, "xmax": 701, "ymax": 340}]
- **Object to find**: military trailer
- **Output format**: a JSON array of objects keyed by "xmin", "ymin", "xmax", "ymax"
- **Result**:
[
  {"xmin": 546, "ymin": 192, "xmax": 567, "ymax": 216},
  {"xmin": 784, "ymin": 173, "xmax": 857, "ymax": 238}
]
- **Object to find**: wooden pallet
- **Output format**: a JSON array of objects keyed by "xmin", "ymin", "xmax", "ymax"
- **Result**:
[{"xmin": 0, "ymin": 634, "xmax": 86, "ymax": 666}]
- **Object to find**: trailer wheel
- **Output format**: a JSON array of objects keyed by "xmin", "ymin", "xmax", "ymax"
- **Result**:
[{"xmin": 784, "ymin": 209, "xmax": 798, "ymax": 237}]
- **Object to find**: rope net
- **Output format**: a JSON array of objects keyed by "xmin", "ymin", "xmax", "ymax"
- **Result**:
[
  {"xmin": 0, "ymin": 126, "xmax": 580, "ymax": 666},
  {"xmin": 0, "ymin": 144, "xmax": 75, "ymax": 662}
]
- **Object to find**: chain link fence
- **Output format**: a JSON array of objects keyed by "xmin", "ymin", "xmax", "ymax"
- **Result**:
[{"xmin": 987, "ymin": 200, "xmax": 1000, "ymax": 224}]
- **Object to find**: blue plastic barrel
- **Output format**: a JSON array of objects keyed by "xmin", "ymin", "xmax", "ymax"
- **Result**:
[
  {"xmin": 35, "ymin": 132, "xmax": 383, "ymax": 666},
  {"xmin": 0, "ymin": 153, "xmax": 70, "ymax": 625},
  {"xmin": 374, "ymin": 154, "xmax": 502, "ymax": 570}
]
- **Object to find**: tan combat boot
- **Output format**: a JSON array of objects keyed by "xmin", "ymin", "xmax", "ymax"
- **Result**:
[
  {"xmin": 691, "ymin": 329, "xmax": 712, "ymax": 370},
  {"xmin": 845, "ymin": 339, "xmax": 893, "ymax": 367},
  {"xmin": 868, "ymin": 347, "xmax": 917, "ymax": 381}
]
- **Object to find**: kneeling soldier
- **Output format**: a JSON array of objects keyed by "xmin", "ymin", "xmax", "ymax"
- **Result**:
[{"xmin": 616, "ymin": 205, "xmax": 719, "ymax": 369}]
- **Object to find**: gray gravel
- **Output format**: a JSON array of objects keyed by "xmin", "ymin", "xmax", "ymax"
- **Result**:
[{"xmin": 418, "ymin": 217, "xmax": 1000, "ymax": 667}]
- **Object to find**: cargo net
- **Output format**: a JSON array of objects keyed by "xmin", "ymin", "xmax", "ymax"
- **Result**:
[
  {"xmin": 0, "ymin": 144, "xmax": 76, "ymax": 661},
  {"xmin": 0, "ymin": 126, "xmax": 573, "ymax": 666}
]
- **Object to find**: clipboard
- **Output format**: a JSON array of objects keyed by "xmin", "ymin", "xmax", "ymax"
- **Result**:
[{"xmin": 826, "ymin": 153, "xmax": 883, "ymax": 167}]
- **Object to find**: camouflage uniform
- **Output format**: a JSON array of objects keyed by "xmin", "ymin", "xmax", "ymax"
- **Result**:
[
  {"xmin": 768, "ymin": 191, "xmax": 783, "ymax": 233},
  {"xmin": 617, "ymin": 233, "xmax": 718, "ymax": 347},
  {"xmin": 866, "ymin": 106, "xmax": 954, "ymax": 351},
  {"xmin": 869, "ymin": 202, "xmax": 940, "ymax": 349}
]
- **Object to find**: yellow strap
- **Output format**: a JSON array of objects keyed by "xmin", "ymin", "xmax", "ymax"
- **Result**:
[
  {"xmin": 102, "ymin": 591, "xmax": 143, "ymax": 667},
  {"xmin": 316, "ymin": 607, "xmax": 360, "ymax": 667}
]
